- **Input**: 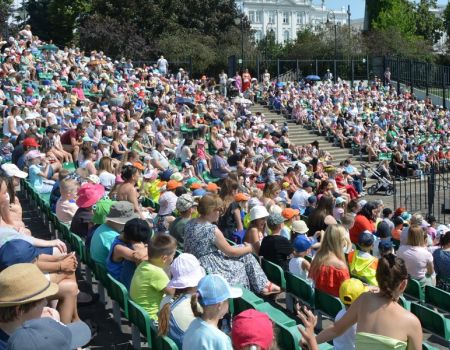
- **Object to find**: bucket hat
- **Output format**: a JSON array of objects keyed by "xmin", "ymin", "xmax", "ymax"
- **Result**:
[
  {"xmin": 106, "ymin": 201, "xmax": 139, "ymax": 224},
  {"xmin": 167, "ymin": 253, "xmax": 205, "ymax": 289},
  {"xmin": 76, "ymin": 183, "xmax": 105, "ymax": 208},
  {"xmin": 250, "ymin": 205, "xmax": 269, "ymax": 221}
]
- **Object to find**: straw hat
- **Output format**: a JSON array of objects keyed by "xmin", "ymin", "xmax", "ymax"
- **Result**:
[{"xmin": 0, "ymin": 263, "xmax": 58, "ymax": 307}]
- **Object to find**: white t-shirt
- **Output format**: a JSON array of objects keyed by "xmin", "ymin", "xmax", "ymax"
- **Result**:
[
  {"xmin": 397, "ymin": 245, "xmax": 433, "ymax": 280},
  {"xmin": 333, "ymin": 309, "xmax": 356, "ymax": 350},
  {"xmin": 291, "ymin": 189, "xmax": 310, "ymax": 211},
  {"xmin": 99, "ymin": 171, "xmax": 116, "ymax": 189},
  {"xmin": 151, "ymin": 149, "xmax": 170, "ymax": 170},
  {"xmin": 288, "ymin": 257, "xmax": 309, "ymax": 280}
]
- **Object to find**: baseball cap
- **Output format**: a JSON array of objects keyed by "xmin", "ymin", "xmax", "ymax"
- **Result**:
[
  {"xmin": 378, "ymin": 240, "xmax": 393, "ymax": 254},
  {"xmin": 231, "ymin": 309, "xmax": 274, "ymax": 350},
  {"xmin": 291, "ymin": 220, "xmax": 309, "ymax": 234},
  {"xmin": 282, "ymin": 208, "xmax": 299, "ymax": 220},
  {"xmin": 167, "ymin": 253, "xmax": 205, "ymax": 289},
  {"xmin": 267, "ymin": 213, "xmax": 285, "ymax": 226},
  {"xmin": 335, "ymin": 197, "xmax": 346, "ymax": 205},
  {"xmin": 176, "ymin": 194, "xmax": 197, "ymax": 212},
  {"xmin": 307, "ymin": 195, "xmax": 317, "ymax": 204},
  {"xmin": 293, "ymin": 235, "xmax": 312, "ymax": 252},
  {"xmin": 339, "ymin": 278, "xmax": 368, "ymax": 305},
  {"xmin": 192, "ymin": 188, "xmax": 207, "ymax": 198},
  {"xmin": 190, "ymin": 182, "xmax": 202, "ymax": 190},
  {"xmin": 7, "ymin": 317, "xmax": 91, "ymax": 350},
  {"xmin": 166, "ymin": 180, "xmax": 182, "ymax": 191},
  {"xmin": 197, "ymin": 274, "xmax": 242, "ymax": 306},
  {"xmin": 358, "ymin": 231, "xmax": 375, "ymax": 247},
  {"xmin": 0, "ymin": 240, "xmax": 40, "ymax": 270},
  {"xmin": 401, "ymin": 212, "xmax": 412, "ymax": 221},
  {"xmin": 22, "ymin": 137, "xmax": 39, "ymax": 148},
  {"xmin": 1, "ymin": 163, "xmax": 27, "ymax": 179},
  {"xmin": 234, "ymin": 193, "xmax": 250, "ymax": 202},
  {"xmin": 206, "ymin": 183, "xmax": 220, "ymax": 192},
  {"xmin": 26, "ymin": 150, "xmax": 45, "ymax": 160}
]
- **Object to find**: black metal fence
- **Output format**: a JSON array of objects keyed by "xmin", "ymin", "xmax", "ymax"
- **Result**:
[{"xmin": 393, "ymin": 165, "xmax": 450, "ymax": 224}]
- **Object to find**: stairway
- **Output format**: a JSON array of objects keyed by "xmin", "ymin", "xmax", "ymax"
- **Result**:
[{"xmin": 251, "ymin": 104, "xmax": 359, "ymax": 168}]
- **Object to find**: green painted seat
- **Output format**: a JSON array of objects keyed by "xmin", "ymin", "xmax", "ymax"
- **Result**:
[
  {"xmin": 202, "ymin": 171, "xmax": 220, "ymax": 183},
  {"xmin": 107, "ymin": 274, "xmax": 129, "ymax": 318},
  {"xmin": 255, "ymin": 302, "xmax": 296, "ymax": 327},
  {"xmin": 128, "ymin": 299, "xmax": 152, "ymax": 347},
  {"xmin": 404, "ymin": 277, "xmax": 425, "ymax": 302},
  {"xmin": 149, "ymin": 321, "xmax": 179, "ymax": 350},
  {"xmin": 68, "ymin": 232, "xmax": 85, "ymax": 262},
  {"xmin": 425, "ymin": 285, "xmax": 450, "ymax": 314},
  {"xmin": 398, "ymin": 295, "xmax": 411, "ymax": 311},
  {"xmin": 63, "ymin": 162, "xmax": 76, "ymax": 172},
  {"xmin": 231, "ymin": 287, "xmax": 264, "ymax": 315},
  {"xmin": 285, "ymin": 272, "xmax": 315, "ymax": 309},
  {"xmin": 314, "ymin": 289, "xmax": 345, "ymax": 319},
  {"xmin": 410, "ymin": 302, "xmax": 450, "ymax": 340},
  {"xmin": 260, "ymin": 258, "xmax": 286, "ymax": 290}
]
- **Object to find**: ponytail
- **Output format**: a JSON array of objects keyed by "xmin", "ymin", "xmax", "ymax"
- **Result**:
[
  {"xmin": 190, "ymin": 293, "xmax": 204, "ymax": 317},
  {"xmin": 376, "ymin": 253, "xmax": 408, "ymax": 301},
  {"xmin": 157, "ymin": 303, "xmax": 171, "ymax": 337}
]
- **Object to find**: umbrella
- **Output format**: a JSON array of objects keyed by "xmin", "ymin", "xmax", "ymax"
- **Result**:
[
  {"xmin": 88, "ymin": 59, "xmax": 107, "ymax": 66},
  {"xmin": 305, "ymin": 75, "xmax": 321, "ymax": 81},
  {"xmin": 39, "ymin": 44, "xmax": 58, "ymax": 52},
  {"xmin": 232, "ymin": 97, "xmax": 253, "ymax": 105},
  {"xmin": 176, "ymin": 97, "xmax": 195, "ymax": 108}
]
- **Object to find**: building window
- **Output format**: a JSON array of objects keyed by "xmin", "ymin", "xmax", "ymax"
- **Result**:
[
  {"xmin": 254, "ymin": 31, "xmax": 262, "ymax": 42},
  {"xmin": 268, "ymin": 11, "xmax": 275, "ymax": 24},
  {"xmin": 297, "ymin": 12, "xmax": 303, "ymax": 25},
  {"xmin": 248, "ymin": 11, "xmax": 255, "ymax": 23},
  {"xmin": 254, "ymin": 11, "xmax": 261, "ymax": 23},
  {"xmin": 283, "ymin": 12, "xmax": 289, "ymax": 24},
  {"xmin": 283, "ymin": 30, "xmax": 290, "ymax": 43}
]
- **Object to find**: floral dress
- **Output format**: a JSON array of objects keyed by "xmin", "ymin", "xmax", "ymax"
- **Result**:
[{"xmin": 184, "ymin": 219, "xmax": 268, "ymax": 293}]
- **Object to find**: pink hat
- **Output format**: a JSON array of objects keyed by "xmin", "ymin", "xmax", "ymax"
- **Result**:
[
  {"xmin": 76, "ymin": 183, "xmax": 105, "ymax": 208},
  {"xmin": 115, "ymin": 175, "xmax": 124, "ymax": 184}
]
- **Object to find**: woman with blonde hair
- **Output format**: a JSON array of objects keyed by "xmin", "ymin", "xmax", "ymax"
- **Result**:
[
  {"xmin": 184, "ymin": 194, "xmax": 280, "ymax": 295},
  {"xmin": 309, "ymin": 224, "xmax": 350, "ymax": 297},
  {"xmin": 262, "ymin": 182, "xmax": 280, "ymax": 210},
  {"xmin": 98, "ymin": 157, "xmax": 116, "ymax": 190}
]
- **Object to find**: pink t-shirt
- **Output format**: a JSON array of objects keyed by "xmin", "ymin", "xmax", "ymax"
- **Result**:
[
  {"xmin": 397, "ymin": 245, "xmax": 433, "ymax": 280},
  {"xmin": 56, "ymin": 199, "xmax": 79, "ymax": 224}
]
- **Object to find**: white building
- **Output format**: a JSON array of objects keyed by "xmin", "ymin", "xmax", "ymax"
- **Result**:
[{"xmin": 237, "ymin": 0, "xmax": 350, "ymax": 44}]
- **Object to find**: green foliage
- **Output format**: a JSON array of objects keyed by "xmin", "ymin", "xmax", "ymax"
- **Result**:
[
  {"xmin": 257, "ymin": 30, "xmax": 283, "ymax": 60},
  {"xmin": 372, "ymin": 0, "xmax": 417, "ymax": 38},
  {"xmin": 444, "ymin": 2, "xmax": 450, "ymax": 37},
  {"xmin": 415, "ymin": 0, "xmax": 444, "ymax": 43},
  {"xmin": 0, "ymin": 0, "xmax": 13, "ymax": 36}
]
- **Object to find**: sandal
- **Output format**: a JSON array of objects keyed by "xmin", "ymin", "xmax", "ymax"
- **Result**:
[{"xmin": 261, "ymin": 282, "xmax": 281, "ymax": 296}]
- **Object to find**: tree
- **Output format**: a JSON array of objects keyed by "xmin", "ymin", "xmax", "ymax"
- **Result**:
[
  {"xmin": 444, "ymin": 2, "xmax": 450, "ymax": 37},
  {"xmin": 372, "ymin": 0, "xmax": 417, "ymax": 38},
  {"xmin": 415, "ymin": 0, "xmax": 444, "ymax": 44},
  {"xmin": 0, "ymin": 0, "xmax": 13, "ymax": 37}
]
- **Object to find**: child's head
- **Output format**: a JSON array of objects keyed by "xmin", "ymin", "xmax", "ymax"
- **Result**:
[
  {"xmin": 340, "ymin": 214, "xmax": 355, "ymax": 231},
  {"xmin": 382, "ymin": 208, "xmax": 393, "ymax": 219},
  {"xmin": 293, "ymin": 235, "xmax": 312, "ymax": 257},
  {"xmin": 59, "ymin": 178, "xmax": 79, "ymax": 200},
  {"xmin": 267, "ymin": 213, "xmax": 285, "ymax": 233},
  {"xmin": 307, "ymin": 195, "xmax": 317, "ymax": 207},
  {"xmin": 281, "ymin": 208, "xmax": 299, "ymax": 223},
  {"xmin": 358, "ymin": 231, "xmax": 374, "ymax": 252},
  {"xmin": 123, "ymin": 218, "xmax": 151, "ymax": 243},
  {"xmin": 339, "ymin": 278, "xmax": 368, "ymax": 308},
  {"xmin": 335, "ymin": 196, "xmax": 346, "ymax": 208},
  {"xmin": 378, "ymin": 240, "xmax": 394, "ymax": 257},
  {"xmin": 393, "ymin": 216, "xmax": 404, "ymax": 229},
  {"xmin": 147, "ymin": 234, "xmax": 177, "ymax": 267}
]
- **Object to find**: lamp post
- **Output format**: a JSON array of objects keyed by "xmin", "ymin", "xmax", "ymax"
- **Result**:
[
  {"xmin": 234, "ymin": 15, "xmax": 245, "ymax": 70},
  {"xmin": 326, "ymin": 11, "xmax": 337, "ymax": 60}
]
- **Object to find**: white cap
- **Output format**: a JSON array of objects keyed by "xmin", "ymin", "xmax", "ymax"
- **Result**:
[
  {"xmin": 250, "ymin": 205, "xmax": 269, "ymax": 221},
  {"xmin": 1, "ymin": 163, "xmax": 28, "ymax": 178},
  {"xmin": 167, "ymin": 253, "xmax": 205, "ymax": 289}
]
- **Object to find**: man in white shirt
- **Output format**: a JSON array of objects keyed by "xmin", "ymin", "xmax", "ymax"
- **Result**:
[
  {"xmin": 156, "ymin": 55, "xmax": 168, "ymax": 76},
  {"xmin": 291, "ymin": 182, "xmax": 314, "ymax": 212},
  {"xmin": 151, "ymin": 143, "xmax": 170, "ymax": 171}
]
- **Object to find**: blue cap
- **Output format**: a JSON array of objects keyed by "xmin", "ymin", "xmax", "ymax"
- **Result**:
[
  {"xmin": 7, "ymin": 318, "xmax": 91, "ymax": 350},
  {"xmin": 378, "ymin": 240, "xmax": 393, "ymax": 252},
  {"xmin": 307, "ymin": 195, "xmax": 317, "ymax": 204},
  {"xmin": 192, "ymin": 188, "xmax": 207, "ymax": 197},
  {"xmin": 0, "ymin": 240, "xmax": 39, "ymax": 270},
  {"xmin": 358, "ymin": 231, "xmax": 375, "ymax": 247},
  {"xmin": 197, "ymin": 274, "xmax": 242, "ymax": 306},
  {"xmin": 293, "ymin": 235, "xmax": 312, "ymax": 252}
]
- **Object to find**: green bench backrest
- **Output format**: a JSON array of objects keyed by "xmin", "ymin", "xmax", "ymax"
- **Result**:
[
  {"xmin": 261, "ymin": 258, "xmax": 286, "ymax": 289},
  {"xmin": 285, "ymin": 272, "xmax": 315, "ymax": 308},
  {"xmin": 410, "ymin": 302, "xmax": 450, "ymax": 340},
  {"xmin": 405, "ymin": 278, "xmax": 425, "ymax": 302},
  {"xmin": 232, "ymin": 288, "xmax": 264, "ymax": 315},
  {"xmin": 425, "ymin": 285, "xmax": 450, "ymax": 314},
  {"xmin": 128, "ymin": 299, "xmax": 152, "ymax": 346},
  {"xmin": 107, "ymin": 274, "xmax": 129, "ymax": 318},
  {"xmin": 314, "ymin": 289, "xmax": 345, "ymax": 319},
  {"xmin": 255, "ymin": 302, "xmax": 296, "ymax": 327}
]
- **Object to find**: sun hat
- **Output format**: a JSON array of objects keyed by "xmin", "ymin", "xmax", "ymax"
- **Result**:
[
  {"xmin": 0, "ymin": 240, "xmax": 40, "ymax": 270},
  {"xmin": 106, "ymin": 201, "xmax": 139, "ymax": 224},
  {"xmin": 7, "ymin": 317, "xmax": 91, "ymax": 350},
  {"xmin": 167, "ymin": 253, "xmax": 205, "ymax": 289},
  {"xmin": 293, "ymin": 235, "xmax": 312, "ymax": 252},
  {"xmin": 26, "ymin": 150, "xmax": 45, "ymax": 160},
  {"xmin": 335, "ymin": 197, "xmax": 346, "ymax": 205},
  {"xmin": 170, "ymin": 172, "xmax": 184, "ymax": 182},
  {"xmin": 192, "ymin": 188, "xmax": 207, "ymax": 198},
  {"xmin": 166, "ymin": 180, "xmax": 182, "ymax": 191},
  {"xmin": 176, "ymin": 194, "xmax": 197, "ymax": 212},
  {"xmin": 401, "ymin": 211, "xmax": 412, "ymax": 221},
  {"xmin": 234, "ymin": 192, "xmax": 250, "ymax": 202},
  {"xmin": 1, "ymin": 163, "xmax": 27, "ymax": 178},
  {"xmin": 206, "ymin": 183, "xmax": 220, "ymax": 192},
  {"xmin": 267, "ymin": 213, "xmax": 285, "ymax": 227},
  {"xmin": 197, "ymin": 274, "xmax": 242, "ymax": 306},
  {"xmin": 0, "ymin": 263, "xmax": 58, "ymax": 306},
  {"xmin": 281, "ymin": 208, "xmax": 299, "ymax": 220},
  {"xmin": 339, "ymin": 278, "xmax": 368, "ymax": 305},
  {"xmin": 358, "ymin": 231, "xmax": 375, "ymax": 247},
  {"xmin": 250, "ymin": 205, "xmax": 269, "ymax": 221},
  {"xmin": 291, "ymin": 220, "xmax": 309, "ymax": 234},
  {"xmin": 76, "ymin": 183, "xmax": 105, "ymax": 208},
  {"xmin": 231, "ymin": 309, "xmax": 274, "ymax": 350},
  {"xmin": 248, "ymin": 197, "xmax": 262, "ymax": 210},
  {"xmin": 87, "ymin": 174, "xmax": 100, "ymax": 184},
  {"xmin": 190, "ymin": 182, "xmax": 202, "ymax": 190},
  {"xmin": 92, "ymin": 198, "xmax": 116, "ymax": 225}
]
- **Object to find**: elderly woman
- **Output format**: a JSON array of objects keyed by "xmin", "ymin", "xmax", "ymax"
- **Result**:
[{"xmin": 184, "ymin": 194, "xmax": 280, "ymax": 296}]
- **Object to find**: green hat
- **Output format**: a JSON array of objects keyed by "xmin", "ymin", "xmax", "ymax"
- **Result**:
[
  {"xmin": 185, "ymin": 177, "xmax": 201, "ymax": 188},
  {"xmin": 92, "ymin": 198, "xmax": 116, "ymax": 225}
]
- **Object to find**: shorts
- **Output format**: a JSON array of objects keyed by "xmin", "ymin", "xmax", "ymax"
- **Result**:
[{"xmin": 36, "ymin": 247, "xmax": 54, "ymax": 255}]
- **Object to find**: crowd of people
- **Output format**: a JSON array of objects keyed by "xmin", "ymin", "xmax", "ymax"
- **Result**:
[{"xmin": 0, "ymin": 25, "xmax": 449, "ymax": 349}]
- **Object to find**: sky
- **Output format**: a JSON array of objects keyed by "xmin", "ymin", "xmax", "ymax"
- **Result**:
[{"xmin": 314, "ymin": 0, "xmax": 449, "ymax": 19}]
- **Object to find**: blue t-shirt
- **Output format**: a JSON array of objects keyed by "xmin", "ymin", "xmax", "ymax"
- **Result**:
[
  {"xmin": 90, "ymin": 224, "xmax": 119, "ymax": 266},
  {"xmin": 29, "ymin": 164, "xmax": 43, "ymax": 189},
  {"xmin": 433, "ymin": 249, "xmax": 450, "ymax": 279},
  {"xmin": 182, "ymin": 318, "xmax": 232, "ymax": 350},
  {"xmin": 0, "ymin": 327, "xmax": 9, "ymax": 350}
]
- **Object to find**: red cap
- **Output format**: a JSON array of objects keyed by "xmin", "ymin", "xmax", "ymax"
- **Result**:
[
  {"xmin": 206, "ymin": 183, "xmax": 220, "ymax": 192},
  {"xmin": 232, "ymin": 309, "xmax": 273, "ymax": 350},
  {"xmin": 22, "ymin": 137, "xmax": 39, "ymax": 148}
]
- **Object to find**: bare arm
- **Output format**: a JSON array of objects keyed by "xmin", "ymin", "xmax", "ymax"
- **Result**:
[
  {"xmin": 406, "ymin": 315, "xmax": 423, "ymax": 350},
  {"xmin": 214, "ymin": 227, "xmax": 252, "ymax": 257},
  {"xmin": 233, "ymin": 207, "xmax": 243, "ymax": 231}
]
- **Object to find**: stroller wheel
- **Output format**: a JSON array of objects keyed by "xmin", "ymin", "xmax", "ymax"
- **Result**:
[
  {"xmin": 367, "ymin": 184, "xmax": 377, "ymax": 195},
  {"xmin": 386, "ymin": 187, "xmax": 395, "ymax": 196}
]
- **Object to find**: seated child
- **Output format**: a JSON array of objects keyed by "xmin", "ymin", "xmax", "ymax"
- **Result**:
[
  {"xmin": 130, "ymin": 234, "xmax": 177, "ymax": 321},
  {"xmin": 334, "ymin": 278, "xmax": 368, "ymax": 350},
  {"xmin": 106, "ymin": 218, "xmax": 149, "ymax": 289},
  {"xmin": 303, "ymin": 195, "xmax": 317, "ymax": 217},
  {"xmin": 288, "ymin": 235, "xmax": 312, "ymax": 280},
  {"xmin": 55, "ymin": 178, "xmax": 79, "ymax": 224},
  {"xmin": 27, "ymin": 150, "xmax": 57, "ymax": 193},
  {"xmin": 259, "ymin": 213, "xmax": 293, "ymax": 271},
  {"xmin": 347, "ymin": 231, "xmax": 378, "ymax": 286},
  {"xmin": 0, "ymin": 135, "xmax": 13, "ymax": 163}
]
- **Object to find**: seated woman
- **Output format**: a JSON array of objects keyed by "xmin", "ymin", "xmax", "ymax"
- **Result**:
[
  {"xmin": 184, "ymin": 194, "xmax": 280, "ymax": 296},
  {"xmin": 314, "ymin": 254, "xmax": 422, "ymax": 350},
  {"xmin": 106, "ymin": 218, "xmax": 149, "ymax": 289},
  {"xmin": 309, "ymin": 224, "xmax": 350, "ymax": 297},
  {"xmin": 116, "ymin": 164, "xmax": 146, "ymax": 219},
  {"xmin": 398, "ymin": 224, "xmax": 434, "ymax": 288},
  {"xmin": 433, "ymin": 230, "xmax": 450, "ymax": 291},
  {"xmin": 78, "ymin": 145, "xmax": 97, "ymax": 176}
]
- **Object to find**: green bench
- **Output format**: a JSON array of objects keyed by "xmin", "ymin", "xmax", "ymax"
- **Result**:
[
  {"xmin": 411, "ymin": 302, "xmax": 450, "ymax": 341},
  {"xmin": 404, "ymin": 277, "xmax": 425, "ymax": 302},
  {"xmin": 285, "ymin": 272, "xmax": 315, "ymax": 310},
  {"xmin": 425, "ymin": 285, "xmax": 450, "ymax": 314},
  {"xmin": 261, "ymin": 258, "xmax": 286, "ymax": 290}
]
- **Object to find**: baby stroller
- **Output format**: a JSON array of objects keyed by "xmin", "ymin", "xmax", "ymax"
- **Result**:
[{"xmin": 360, "ymin": 163, "xmax": 395, "ymax": 196}]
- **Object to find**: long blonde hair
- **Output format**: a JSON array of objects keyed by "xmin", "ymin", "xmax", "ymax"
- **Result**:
[{"xmin": 309, "ymin": 224, "xmax": 347, "ymax": 277}]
